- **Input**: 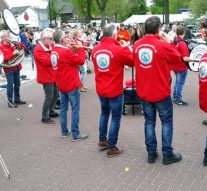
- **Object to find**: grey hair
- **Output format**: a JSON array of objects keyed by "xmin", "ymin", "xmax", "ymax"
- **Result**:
[
  {"xmin": 40, "ymin": 28, "xmax": 54, "ymax": 40},
  {"xmin": 103, "ymin": 24, "xmax": 117, "ymax": 37},
  {"xmin": 0, "ymin": 30, "xmax": 9, "ymax": 39},
  {"xmin": 53, "ymin": 30, "xmax": 65, "ymax": 44}
]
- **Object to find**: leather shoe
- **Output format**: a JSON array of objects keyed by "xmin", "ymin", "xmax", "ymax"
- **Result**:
[
  {"xmin": 15, "ymin": 100, "xmax": 26, "ymax": 105},
  {"xmin": 202, "ymin": 120, "xmax": 207, "ymax": 126},
  {"xmin": 107, "ymin": 146, "xmax": 123, "ymax": 158},
  {"xmin": 41, "ymin": 118, "xmax": 55, "ymax": 124},
  {"xmin": 49, "ymin": 112, "xmax": 59, "ymax": 118},
  {"xmin": 163, "ymin": 152, "xmax": 182, "ymax": 165},
  {"xmin": 98, "ymin": 140, "xmax": 107, "ymax": 151},
  {"xmin": 8, "ymin": 102, "xmax": 18, "ymax": 108},
  {"xmin": 148, "ymin": 152, "xmax": 158, "ymax": 163}
]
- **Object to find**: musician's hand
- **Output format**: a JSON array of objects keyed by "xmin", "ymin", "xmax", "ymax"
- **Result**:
[
  {"xmin": 159, "ymin": 32, "xmax": 172, "ymax": 43},
  {"xmin": 119, "ymin": 40, "xmax": 128, "ymax": 47},
  {"xmin": 76, "ymin": 41, "xmax": 83, "ymax": 49},
  {"xmin": 13, "ymin": 50, "xmax": 20, "ymax": 55}
]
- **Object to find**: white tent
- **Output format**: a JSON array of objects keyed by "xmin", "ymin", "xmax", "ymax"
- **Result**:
[{"xmin": 123, "ymin": 13, "xmax": 191, "ymax": 25}]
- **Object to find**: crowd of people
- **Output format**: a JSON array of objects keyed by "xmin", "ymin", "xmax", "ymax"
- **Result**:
[{"xmin": 1, "ymin": 16, "xmax": 207, "ymax": 166}]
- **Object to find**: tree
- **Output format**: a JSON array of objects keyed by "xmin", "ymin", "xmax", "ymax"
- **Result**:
[
  {"xmin": 48, "ymin": 0, "xmax": 68, "ymax": 26},
  {"xmin": 189, "ymin": 0, "xmax": 207, "ymax": 17},
  {"xmin": 95, "ymin": 0, "xmax": 108, "ymax": 26},
  {"xmin": 71, "ymin": 0, "xmax": 94, "ymax": 23},
  {"xmin": 169, "ymin": 0, "xmax": 190, "ymax": 14}
]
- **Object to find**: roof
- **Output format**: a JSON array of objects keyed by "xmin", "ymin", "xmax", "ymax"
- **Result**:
[
  {"xmin": 0, "ymin": 0, "xmax": 9, "ymax": 12},
  {"xmin": 123, "ymin": 13, "xmax": 192, "ymax": 24},
  {"xmin": 34, "ymin": 7, "xmax": 47, "ymax": 14},
  {"xmin": 10, "ymin": 6, "xmax": 38, "ymax": 15}
]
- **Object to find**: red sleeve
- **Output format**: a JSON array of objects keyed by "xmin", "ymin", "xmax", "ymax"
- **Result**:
[
  {"xmin": 117, "ymin": 46, "xmax": 134, "ymax": 67},
  {"xmin": 177, "ymin": 41, "xmax": 189, "ymax": 57},
  {"xmin": 65, "ymin": 47, "xmax": 86, "ymax": 66},
  {"xmin": 34, "ymin": 47, "xmax": 51, "ymax": 66}
]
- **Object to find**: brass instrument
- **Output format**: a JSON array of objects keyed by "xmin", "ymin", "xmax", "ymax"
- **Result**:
[{"xmin": 0, "ymin": 9, "xmax": 24, "ymax": 68}]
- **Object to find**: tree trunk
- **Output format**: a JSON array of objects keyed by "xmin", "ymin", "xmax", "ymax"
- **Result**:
[
  {"xmin": 95, "ymin": 0, "xmax": 107, "ymax": 27},
  {"xmin": 163, "ymin": 0, "xmax": 169, "ymax": 24}
]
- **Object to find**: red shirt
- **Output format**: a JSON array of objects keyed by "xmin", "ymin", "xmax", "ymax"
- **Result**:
[
  {"xmin": 133, "ymin": 35, "xmax": 182, "ymax": 102},
  {"xmin": 92, "ymin": 37, "xmax": 134, "ymax": 98},
  {"xmin": 51, "ymin": 44, "xmax": 86, "ymax": 93},
  {"xmin": 34, "ymin": 42, "xmax": 55, "ymax": 84},
  {"xmin": 199, "ymin": 53, "xmax": 207, "ymax": 112},
  {"xmin": 0, "ymin": 42, "xmax": 22, "ymax": 72},
  {"xmin": 170, "ymin": 36, "xmax": 189, "ymax": 72}
]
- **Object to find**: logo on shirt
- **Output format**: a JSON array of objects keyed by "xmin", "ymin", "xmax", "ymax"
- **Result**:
[
  {"xmin": 199, "ymin": 61, "xmax": 207, "ymax": 79},
  {"xmin": 139, "ymin": 48, "xmax": 153, "ymax": 65},
  {"xmin": 51, "ymin": 52, "xmax": 58, "ymax": 69},
  {"xmin": 96, "ymin": 54, "xmax": 110, "ymax": 70}
]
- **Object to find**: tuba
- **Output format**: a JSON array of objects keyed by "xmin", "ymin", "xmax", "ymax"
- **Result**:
[{"xmin": 0, "ymin": 9, "xmax": 25, "ymax": 68}]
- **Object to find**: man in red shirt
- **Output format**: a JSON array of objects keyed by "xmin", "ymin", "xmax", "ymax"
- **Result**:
[
  {"xmin": 51, "ymin": 30, "xmax": 88, "ymax": 140},
  {"xmin": 117, "ymin": 23, "xmax": 130, "ymax": 43},
  {"xmin": 133, "ymin": 16, "xmax": 182, "ymax": 165},
  {"xmin": 34, "ymin": 28, "xmax": 59, "ymax": 124},
  {"xmin": 92, "ymin": 24, "xmax": 134, "ymax": 157},
  {"xmin": 198, "ymin": 53, "xmax": 207, "ymax": 166},
  {"xmin": 171, "ymin": 26, "xmax": 193, "ymax": 106},
  {"xmin": 0, "ymin": 30, "xmax": 26, "ymax": 108}
]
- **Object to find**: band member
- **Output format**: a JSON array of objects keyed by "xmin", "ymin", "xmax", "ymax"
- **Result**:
[
  {"xmin": 92, "ymin": 24, "xmax": 134, "ymax": 157},
  {"xmin": 171, "ymin": 26, "xmax": 193, "ymax": 106},
  {"xmin": 51, "ymin": 30, "xmax": 89, "ymax": 140},
  {"xmin": 133, "ymin": 16, "xmax": 182, "ymax": 165},
  {"xmin": 198, "ymin": 52, "xmax": 207, "ymax": 166},
  {"xmin": 0, "ymin": 30, "xmax": 26, "ymax": 108},
  {"xmin": 34, "ymin": 28, "xmax": 59, "ymax": 124}
]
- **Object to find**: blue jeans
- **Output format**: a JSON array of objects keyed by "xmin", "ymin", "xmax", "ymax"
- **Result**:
[
  {"xmin": 173, "ymin": 70, "xmax": 188, "ymax": 101},
  {"xmin": 59, "ymin": 88, "xmax": 80, "ymax": 137},
  {"xmin": 142, "ymin": 96, "xmax": 173, "ymax": 155},
  {"xmin": 5, "ymin": 68, "xmax": 20, "ymax": 103},
  {"xmin": 99, "ymin": 94, "xmax": 123, "ymax": 149},
  {"xmin": 79, "ymin": 62, "xmax": 87, "ymax": 84}
]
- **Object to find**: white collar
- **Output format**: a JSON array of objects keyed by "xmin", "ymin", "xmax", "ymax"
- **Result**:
[{"xmin": 39, "ymin": 41, "xmax": 52, "ymax": 51}]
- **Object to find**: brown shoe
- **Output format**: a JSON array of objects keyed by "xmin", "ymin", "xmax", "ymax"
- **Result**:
[
  {"xmin": 107, "ymin": 146, "xmax": 123, "ymax": 158},
  {"xmin": 98, "ymin": 140, "xmax": 107, "ymax": 151}
]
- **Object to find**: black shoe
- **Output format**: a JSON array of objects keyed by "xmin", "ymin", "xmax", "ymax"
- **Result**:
[
  {"xmin": 54, "ymin": 105, "xmax": 61, "ymax": 110},
  {"xmin": 202, "ymin": 120, "xmax": 207, "ymax": 126},
  {"xmin": 173, "ymin": 100, "xmax": 188, "ymax": 106},
  {"xmin": 15, "ymin": 100, "xmax": 26, "ymax": 105},
  {"xmin": 163, "ymin": 152, "xmax": 182, "ymax": 165},
  {"xmin": 41, "ymin": 118, "xmax": 55, "ymax": 124},
  {"xmin": 203, "ymin": 149, "xmax": 207, "ymax": 166},
  {"xmin": 49, "ymin": 112, "xmax": 59, "ymax": 118},
  {"xmin": 148, "ymin": 152, "xmax": 158, "ymax": 163},
  {"xmin": 8, "ymin": 102, "xmax": 18, "ymax": 108}
]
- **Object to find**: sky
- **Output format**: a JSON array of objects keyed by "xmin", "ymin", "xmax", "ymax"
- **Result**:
[{"xmin": 5, "ymin": 0, "xmax": 48, "ymax": 8}]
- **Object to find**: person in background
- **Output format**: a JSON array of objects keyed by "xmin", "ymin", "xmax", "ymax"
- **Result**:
[
  {"xmin": 200, "ymin": 21, "xmax": 207, "ymax": 42},
  {"xmin": 51, "ymin": 29, "xmax": 89, "ymax": 140},
  {"xmin": 130, "ymin": 23, "xmax": 143, "ymax": 45},
  {"xmin": 92, "ymin": 24, "xmax": 134, "ymax": 157},
  {"xmin": 171, "ymin": 26, "xmax": 193, "ymax": 106},
  {"xmin": 133, "ymin": 16, "xmax": 182, "ymax": 165},
  {"xmin": 117, "ymin": 23, "xmax": 130, "ymax": 43},
  {"xmin": 0, "ymin": 30, "xmax": 26, "ymax": 108},
  {"xmin": 34, "ymin": 28, "xmax": 59, "ymax": 124}
]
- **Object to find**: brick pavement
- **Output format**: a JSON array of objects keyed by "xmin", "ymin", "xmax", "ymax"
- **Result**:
[{"xmin": 0, "ymin": 57, "xmax": 207, "ymax": 191}]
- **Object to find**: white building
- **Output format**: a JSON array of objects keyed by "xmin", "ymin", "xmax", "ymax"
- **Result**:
[{"xmin": 10, "ymin": 6, "xmax": 39, "ymax": 27}]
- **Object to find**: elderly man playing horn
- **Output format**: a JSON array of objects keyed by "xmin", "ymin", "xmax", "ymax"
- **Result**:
[
  {"xmin": 34, "ymin": 29, "xmax": 59, "ymax": 124},
  {"xmin": 51, "ymin": 30, "xmax": 89, "ymax": 140},
  {"xmin": 0, "ymin": 30, "xmax": 26, "ymax": 108}
]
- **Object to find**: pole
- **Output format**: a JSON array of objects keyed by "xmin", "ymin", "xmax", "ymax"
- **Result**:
[{"xmin": 49, "ymin": 0, "xmax": 52, "ymax": 27}]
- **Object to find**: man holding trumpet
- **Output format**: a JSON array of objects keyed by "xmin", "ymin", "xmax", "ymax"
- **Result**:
[
  {"xmin": 0, "ymin": 30, "xmax": 26, "ymax": 108},
  {"xmin": 51, "ymin": 30, "xmax": 89, "ymax": 140}
]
